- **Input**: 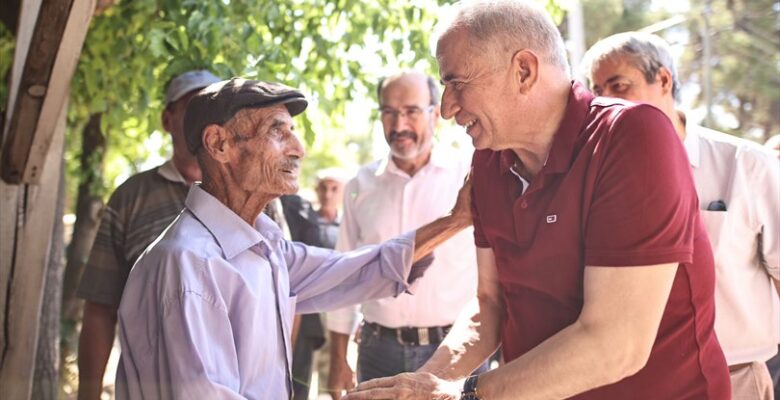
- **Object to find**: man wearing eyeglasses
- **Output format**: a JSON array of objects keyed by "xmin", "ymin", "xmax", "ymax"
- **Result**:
[{"xmin": 326, "ymin": 71, "xmax": 482, "ymax": 399}]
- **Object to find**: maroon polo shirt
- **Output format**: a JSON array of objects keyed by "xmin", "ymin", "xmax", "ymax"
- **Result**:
[{"xmin": 471, "ymin": 82, "xmax": 729, "ymax": 399}]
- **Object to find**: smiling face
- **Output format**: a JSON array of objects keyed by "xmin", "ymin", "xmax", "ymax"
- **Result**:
[
  {"xmin": 379, "ymin": 74, "xmax": 439, "ymax": 164},
  {"xmin": 225, "ymin": 105, "xmax": 305, "ymax": 197},
  {"xmin": 436, "ymin": 28, "xmax": 519, "ymax": 151},
  {"xmin": 589, "ymin": 55, "xmax": 667, "ymax": 107}
]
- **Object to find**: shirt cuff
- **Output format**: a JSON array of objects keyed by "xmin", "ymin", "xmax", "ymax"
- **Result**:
[{"xmin": 325, "ymin": 307, "xmax": 361, "ymax": 335}]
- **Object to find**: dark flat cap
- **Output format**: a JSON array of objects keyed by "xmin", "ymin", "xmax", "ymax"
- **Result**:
[{"xmin": 183, "ymin": 77, "xmax": 308, "ymax": 153}]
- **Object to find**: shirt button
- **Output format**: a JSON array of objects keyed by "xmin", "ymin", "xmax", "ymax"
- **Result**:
[{"xmin": 520, "ymin": 201, "xmax": 528, "ymax": 209}]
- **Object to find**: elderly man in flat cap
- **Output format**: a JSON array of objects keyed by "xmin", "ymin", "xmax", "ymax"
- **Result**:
[{"xmin": 114, "ymin": 78, "xmax": 471, "ymax": 400}]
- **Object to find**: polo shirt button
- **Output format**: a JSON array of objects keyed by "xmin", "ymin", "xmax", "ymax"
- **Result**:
[{"xmin": 520, "ymin": 201, "xmax": 528, "ymax": 208}]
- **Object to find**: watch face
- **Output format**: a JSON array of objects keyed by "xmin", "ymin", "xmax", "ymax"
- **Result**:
[{"xmin": 461, "ymin": 375, "xmax": 480, "ymax": 399}]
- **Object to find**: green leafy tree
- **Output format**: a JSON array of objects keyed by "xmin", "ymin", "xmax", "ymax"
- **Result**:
[
  {"xmin": 574, "ymin": 0, "xmax": 670, "ymax": 47},
  {"xmin": 681, "ymin": 0, "xmax": 779, "ymax": 141}
]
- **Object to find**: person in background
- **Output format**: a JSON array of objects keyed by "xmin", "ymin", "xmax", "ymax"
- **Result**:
[
  {"xmin": 76, "ymin": 69, "xmax": 220, "ymax": 400},
  {"xmin": 326, "ymin": 71, "xmax": 480, "ymax": 400},
  {"xmin": 764, "ymin": 133, "xmax": 780, "ymax": 399},
  {"xmin": 583, "ymin": 31, "xmax": 780, "ymax": 400},
  {"xmin": 347, "ymin": 1, "xmax": 729, "ymax": 398},
  {"xmin": 115, "ymin": 77, "xmax": 475, "ymax": 399},
  {"xmin": 281, "ymin": 168, "xmax": 348, "ymax": 399}
]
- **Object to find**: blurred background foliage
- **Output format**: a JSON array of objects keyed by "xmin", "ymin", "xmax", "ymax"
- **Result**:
[{"xmin": 4, "ymin": 0, "xmax": 774, "ymax": 212}]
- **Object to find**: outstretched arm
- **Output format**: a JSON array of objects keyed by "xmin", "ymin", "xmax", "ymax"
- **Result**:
[
  {"xmin": 411, "ymin": 172, "xmax": 472, "ymax": 263},
  {"xmin": 344, "ymin": 262, "xmax": 677, "ymax": 400}
]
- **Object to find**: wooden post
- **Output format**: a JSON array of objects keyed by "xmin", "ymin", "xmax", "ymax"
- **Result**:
[
  {"xmin": 0, "ymin": 0, "xmax": 96, "ymax": 398},
  {"xmin": 1, "ymin": 0, "xmax": 95, "ymax": 184},
  {"xmin": 0, "ymin": 100, "xmax": 67, "ymax": 400}
]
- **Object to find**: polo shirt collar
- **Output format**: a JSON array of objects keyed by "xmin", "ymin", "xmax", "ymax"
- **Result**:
[
  {"xmin": 157, "ymin": 159, "xmax": 188, "ymax": 184},
  {"xmin": 498, "ymin": 81, "xmax": 593, "ymax": 176},
  {"xmin": 185, "ymin": 185, "xmax": 282, "ymax": 259},
  {"xmin": 682, "ymin": 116, "xmax": 701, "ymax": 168}
]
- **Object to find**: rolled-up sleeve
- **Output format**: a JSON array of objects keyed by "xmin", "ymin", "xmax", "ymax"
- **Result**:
[{"xmin": 285, "ymin": 231, "xmax": 419, "ymax": 315}]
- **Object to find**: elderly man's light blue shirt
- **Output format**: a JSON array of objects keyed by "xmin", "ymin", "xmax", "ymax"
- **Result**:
[{"xmin": 116, "ymin": 186, "xmax": 417, "ymax": 399}]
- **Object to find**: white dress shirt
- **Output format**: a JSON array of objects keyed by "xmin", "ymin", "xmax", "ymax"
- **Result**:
[
  {"xmin": 684, "ymin": 124, "xmax": 780, "ymax": 365},
  {"xmin": 327, "ymin": 148, "xmax": 477, "ymax": 334},
  {"xmin": 116, "ymin": 185, "xmax": 421, "ymax": 399}
]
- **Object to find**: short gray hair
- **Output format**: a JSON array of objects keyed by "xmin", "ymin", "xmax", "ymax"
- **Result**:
[
  {"xmin": 442, "ymin": 0, "xmax": 569, "ymax": 71},
  {"xmin": 377, "ymin": 72, "xmax": 440, "ymax": 106},
  {"xmin": 581, "ymin": 32, "xmax": 681, "ymax": 101}
]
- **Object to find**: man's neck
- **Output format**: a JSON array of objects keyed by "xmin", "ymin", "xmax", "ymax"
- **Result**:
[
  {"xmin": 200, "ymin": 179, "xmax": 272, "ymax": 226},
  {"xmin": 317, "ymin": 207, "xmax": 338, "ymax": 222},
  {"xmin": 511, "ymin": 83, "xmax": 570, "ymax": 181},
  {"xmin": 391, "ymin": 151, "xmax": 432, "ymax": 177},
  {"xmin": 673, "ymin": 109, "xmax": 687, "ymax": 141},
  {"xmin": 172, "ymin": 152, "xmax": 202, "ymax": 184}
]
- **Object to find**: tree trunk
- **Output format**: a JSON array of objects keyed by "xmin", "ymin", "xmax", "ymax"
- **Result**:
[
  {"xmin": 32, "ymin": 158, "xmax": 66, "ymax": 400},
  {"xmin": 60, "ymin": 113, "xmax": 106, "ymax": 391}
]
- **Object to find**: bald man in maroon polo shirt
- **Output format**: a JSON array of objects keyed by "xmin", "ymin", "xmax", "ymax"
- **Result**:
[{"xmin": 344, "ymin": 2, "xmax": 730, "ymax": 400}]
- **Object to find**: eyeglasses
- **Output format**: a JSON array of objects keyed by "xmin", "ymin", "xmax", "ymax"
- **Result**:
[{"xmin": 379, "ymin": 105, "xmax": 434, "ymax": 121}]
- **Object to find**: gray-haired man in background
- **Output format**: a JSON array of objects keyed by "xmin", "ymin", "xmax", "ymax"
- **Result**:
[{"xmin": 582, "ymin": 31, "xmax": 780, "ymax": 400}]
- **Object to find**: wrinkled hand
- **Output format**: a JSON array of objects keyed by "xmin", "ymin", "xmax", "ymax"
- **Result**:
[
  {"xmin": 342, "ymin": 372, "xmax": 462, "ymax": 400},
  {"xmin": 450, "ymin": 169, "xmax": 473, "ymax": 227},
  {"xmin": 328, "ymin": 359, "xmax": 356, "ymax": 400}
]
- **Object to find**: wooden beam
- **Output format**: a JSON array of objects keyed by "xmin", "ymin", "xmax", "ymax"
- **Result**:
[
  {"xmin": 0, "ymin": 99, "xmax": 66, "ymax": 400},
  {"xmin": 0, "ymin": 0, "xmax": 95, "ymax": 398},
  {"xmin": 1, "ymin": 0, "xmax": 95, "ymax": 184},
  {"xmin": 0, "ymin": 0, "xmax": 41, "ymax": 374}
]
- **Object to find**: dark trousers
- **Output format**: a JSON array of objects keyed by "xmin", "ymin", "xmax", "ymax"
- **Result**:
[
  {"xmin": 356, "ymin": 322, "xmax": 489, "ymax": 382},
  {"xmin": 766, "ymin": 347, "xmax": 780, "ymax": 400},
  {"xmin": 291, "ymin": 314, "xmax": 325, "ymax": 400}
]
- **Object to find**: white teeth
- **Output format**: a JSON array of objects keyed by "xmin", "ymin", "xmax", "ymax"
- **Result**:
[{"xmin": 464, "ymin": 120, "xmax": 476, "ymax": 129}]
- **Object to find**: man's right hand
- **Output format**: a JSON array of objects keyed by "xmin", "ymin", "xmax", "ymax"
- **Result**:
[
  {"xmin": 449, "ymin": 168, "xmax": 473, "ymax": 226},
  {"xmin": 328, "ymin": 331, "xmax": 356, "ymax": 400},
  {"xmin": 328, "ymin": 358, "xmax": 356, "ymax": 400}
]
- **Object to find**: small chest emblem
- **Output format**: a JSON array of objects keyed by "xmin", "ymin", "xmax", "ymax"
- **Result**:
[{"xmin": 546, "ymin": 214, "xmax": 557, "ymax": 224}]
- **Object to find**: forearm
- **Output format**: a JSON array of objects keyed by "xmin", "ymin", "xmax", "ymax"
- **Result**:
[
  {"xmin": 291, "ymin": 315, "xmax": 302, "ymax": 349},
  {"xmin": 478, "ymin": 320, "xmax": 644, "ymax": 400},
  {"xmin": 413, "ymin": 213, "xmax": 470, "ymax": 263},
  {"xmin": 329, "ymin": 330, "xmax": 350, "ymax": 364},
  {"xmin": 419, "ymin": 297, "xmax": 502, "ymax": 379},
  {"xmin": 78, "ymin": 301, "xmax": 118, "ymax": 400}
]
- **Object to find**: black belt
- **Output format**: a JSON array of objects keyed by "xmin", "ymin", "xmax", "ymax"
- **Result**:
[{"xmin": 364, "ymin": 321, "xmax": 452, "ymax": 346}]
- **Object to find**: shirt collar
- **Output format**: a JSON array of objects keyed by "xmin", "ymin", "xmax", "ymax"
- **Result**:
[
  {"xmin": 157, "ymin": 159, "xmax": 188, "ymax": 184},
  {"xmin": 499, "ymin": 81, "xmax": 593, "ymax": 176},
  {"xmin": 374, "ymin": 146, "xmax": 452, "ymax": 178},
  {"xmin": 682, "ymin": 116, "xmax": 701, "ymax": 168},
  {"xmin": 185, "ymin": 185, "xmax": 283, "ymax": 260}
]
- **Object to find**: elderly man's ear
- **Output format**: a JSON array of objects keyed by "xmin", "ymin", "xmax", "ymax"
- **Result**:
[
  {"xmin": 512, "ymin": 49, "xmax": 540, "ymax": 94},
  {"xmin": 657, "ymin": 67, "xmax": 674, "ymax": 96},
  {"xmin": 202, "ymin": 124, "xmax": 232, "ymax": 163}
]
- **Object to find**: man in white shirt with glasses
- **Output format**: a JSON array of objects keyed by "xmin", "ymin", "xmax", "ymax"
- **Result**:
[{"xmin": 326, "ymin": 71, "xmax": 483, "ymax": 399}]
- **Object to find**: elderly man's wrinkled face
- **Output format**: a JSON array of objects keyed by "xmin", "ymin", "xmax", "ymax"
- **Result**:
[
  {"xmin": 379, "ymin": 75, "xmax": 438, "ymax": 163},
  {"xmin": 226, "ymin": 105, "xmax": 304, "ymax": 196},
  {"xmin": 589, "ymin": 55, "xmax": 666, "ymax": 107},
  {"xmin": 436, "ymin": 29, "xmax": 516, "ymax": 151}
]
